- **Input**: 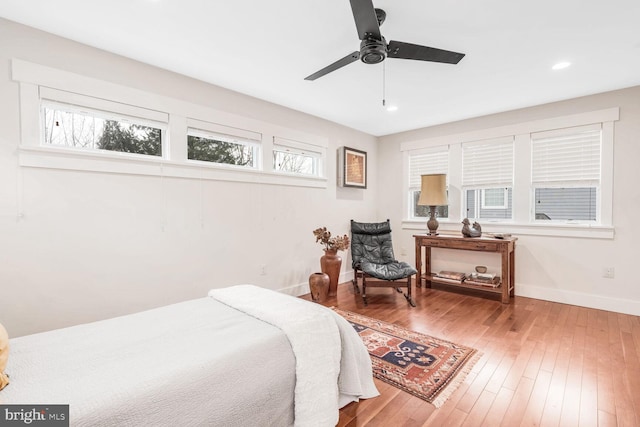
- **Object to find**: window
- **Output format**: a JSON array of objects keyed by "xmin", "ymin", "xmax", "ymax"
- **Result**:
[
  {"xmin": 15, "ymin": 59, "xmax": 328, "ymax": 189},
  {"xmin": 272, "ymin": 137, "xmax": 324, "ymax": 177},
  {"xmin": 462, "ymin": 137, "xmax": 513, "ymax": 220},
  {"xmin": 187, "ymin": 129, "xmax": 259, "ymax": 169},
  {"xmin": 401, "ymin": 107, "xmax": 617, "ymax": 238},
  {"xmin": 408, "ymin": 148, "xmax": 449, "ymax": 219},
  {"xmin": 41, "ymin": 100, "xmax": 164, "ymax": 157},
  {"xmin": 531, "ymin": 124, "xmax": 601, "ymax": 222}
]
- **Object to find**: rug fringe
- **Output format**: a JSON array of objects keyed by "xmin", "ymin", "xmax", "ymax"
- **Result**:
[{"xmin": 430, "ymin": 350, "xmax": 483, "ymax": 408}]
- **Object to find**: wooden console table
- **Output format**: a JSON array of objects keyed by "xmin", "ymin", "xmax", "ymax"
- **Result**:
[{"xmin": 414, "ymin": 234, "xmax": 517, "ymax": 303}]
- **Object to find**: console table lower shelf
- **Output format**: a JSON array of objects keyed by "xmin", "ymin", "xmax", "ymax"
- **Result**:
[{"xmin": 428, "ymin": 275, "xmax": 506, "ymax": 297}]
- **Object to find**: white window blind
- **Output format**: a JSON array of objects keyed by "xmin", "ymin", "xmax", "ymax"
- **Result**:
[
  {"xmin": 462, "ymin": 137, "xmax": 513, "ymax": 188},
  {"xmin": 531, "ymin": 124, "xmax": 601, "ymax": 185},
  {"xmin": 408, "ymin": 149, "xmax": 448, "ymax": 188}
]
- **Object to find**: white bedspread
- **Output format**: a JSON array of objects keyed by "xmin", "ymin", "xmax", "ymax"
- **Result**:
[
  {"xmin": 3, "ymin": 297, "xmax": 298, "ymax": 426},
  {"xmin": 2, "ymin": 285, "xmax": 378, "ymax": 427},
  {"xmin": 209, "ymin": 285, "xmax": 379, "ymax": 427}
]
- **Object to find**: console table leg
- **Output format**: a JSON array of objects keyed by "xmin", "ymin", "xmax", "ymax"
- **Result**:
[{"xmin": 501, "ymin": 251, "xmax": 510, "ymax": 303}]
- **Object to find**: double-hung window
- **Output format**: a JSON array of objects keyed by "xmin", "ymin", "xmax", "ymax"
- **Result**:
[
  {"xmin": 272, "ymin": 137, "xmax": 324, "ymax": 178},
  {"xmin": 462, "ymin": 137, "xmax": 514, "ymax": 221},
  {"xmin": 186, "ymin": 120, "xmax": 260, "ymax": 169},
  {"xmin": 531, "ymin": 124, "xmax": 601, "ymax": 223},
  {"xmin": 408, "ymin": 148, "xmax": 449, "ymax": 219}
]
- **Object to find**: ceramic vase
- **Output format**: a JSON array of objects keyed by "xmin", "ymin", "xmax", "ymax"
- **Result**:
[
  {"xmin": 308, "ymin": 272, "xmax": 330, "ymax": 302},
  {"xmin": 320, "ymin": 249, "xmax": 342, "ymax": 297}
]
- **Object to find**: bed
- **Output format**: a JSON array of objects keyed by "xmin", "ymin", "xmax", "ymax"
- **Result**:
[{"xmin": 0, "ymin": 285, "xmax": 379, "ymax": 426}]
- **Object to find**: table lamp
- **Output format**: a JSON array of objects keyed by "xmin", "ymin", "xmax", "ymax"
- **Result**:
[{"xmin": 417, "ymin": 174, "xmax": 447, "ymax": 235}]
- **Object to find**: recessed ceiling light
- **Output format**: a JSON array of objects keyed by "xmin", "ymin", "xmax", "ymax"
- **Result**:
[
  {"xmin": 552, "ymin": 61, "xmax": 571, "ymax": 70},
  {"xmin": 386, "ymin": 105, "xmax": 398, "ymax": 112}
]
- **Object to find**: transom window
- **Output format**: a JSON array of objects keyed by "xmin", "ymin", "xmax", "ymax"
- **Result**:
[
  {"xmin": 187, "ymin": 130, "xmax": 258, "ymax": 169},
  {"xmin": 185, "ymin": 119, "xmax": 261, "ymax": 169},
  {"xmin": 272, "ymin": 137, "xmax": 324, "ymax": 177},
  {"xmin": 41, "ymin": 100, "xmax": 164, "ymax": 157}
]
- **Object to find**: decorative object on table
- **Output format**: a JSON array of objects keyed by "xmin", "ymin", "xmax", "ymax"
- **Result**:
[
  {"xmin": 333, "ymin": 308, "xmax": 481, "ymax": 408},
  {"xmin": 417, "ymin": 174, "xmax": 448, "ymax": 235},
  {"xmin": 475, "ymin": 265, "xmax": 487, "ymax": 273},
  {"xmin": 461, "ymin": 218, "xmax": 482, "ymax": 237},
  {"xmin": 492, "ymin": 233, "xmax": 512, "ymax": 239},
  {"xmin": 308, "ymin": 272, "xmax": 330, "ymax": 302},
  {"xmin": 338, "ymin": 146, "xmax": 367, "ymax": 188},
  {"xmin": 313, "ymin": 227, "xmax": 350, "ymax": 296}
]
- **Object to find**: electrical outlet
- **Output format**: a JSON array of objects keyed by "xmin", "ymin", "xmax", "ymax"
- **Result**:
[
  {"xmin": 602, "ymin": 267, "xmax": 615, "ymax": 279},
  {"xmin": 400, "ymin": 247, "xmax": 407, "ymax": 256},
  {"xmin": 260, "ymin": 264, "xmax": 267, "ymax": 276}
]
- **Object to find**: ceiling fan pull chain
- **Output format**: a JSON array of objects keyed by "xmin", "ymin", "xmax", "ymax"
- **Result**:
[{"xmin": 382, "ymin": 61, "xmax": 386, "ymax": 107}]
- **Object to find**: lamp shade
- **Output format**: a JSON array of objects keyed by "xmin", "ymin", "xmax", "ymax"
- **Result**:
[{"xmin": 417, "ymin": 174, "xmax": 447, "ymax": 206}]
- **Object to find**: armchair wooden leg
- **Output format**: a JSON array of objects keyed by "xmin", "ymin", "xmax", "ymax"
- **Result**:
[
  {"xmin": 405, "ymin": 276, "xmax": 416, "ymax": 307},
  {"xmin": 352, "ymin": 270, "xmax": 361, "ymax": 294},
  {"xmin": 362, "ymin": 276, "xmax": 368, "ymax": 306}
]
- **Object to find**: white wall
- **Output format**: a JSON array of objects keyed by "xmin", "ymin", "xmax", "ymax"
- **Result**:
[
  {"xmin": 3, "ymin": 17, "xmax": 639, "ymax": 338},
  {"xmin": 378, "ymin": 85, "xmax": 640, "ymax": 316},
  {"xmin": 0, "ymin": 19, "xmax": 378, "ymax": 337}
]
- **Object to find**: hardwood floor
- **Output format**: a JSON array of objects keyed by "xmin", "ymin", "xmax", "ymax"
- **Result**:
[{"xmin": 309, "ymin": 282, "xmax": 640, "ymax": 426}]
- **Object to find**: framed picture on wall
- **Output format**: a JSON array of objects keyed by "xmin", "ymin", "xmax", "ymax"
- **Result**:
[{"xmin": 338, "ymin": 146, "xmax": 367, "ymax": 188}]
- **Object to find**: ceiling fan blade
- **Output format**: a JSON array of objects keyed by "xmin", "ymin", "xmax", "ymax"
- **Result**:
[
  {"xmin": 388, "ymin": 40, "xmax": 465, "ymax": 64},
  {"xmin": 304, "ymin": 51, "xmax": 360, "ymax": 81},
  {"xmin": 349, "ymin": 0, "xmax": 381, "ymax": 40}
]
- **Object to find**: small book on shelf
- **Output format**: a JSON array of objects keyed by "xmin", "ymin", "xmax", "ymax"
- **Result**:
[
  {"xmin": 468, "ymin": 272, "xmax": 496, "ymax": 282},
  {"xmin": 436, "ymin": 271, "xmax": 466, "ymax": 281},
  {"xmin": 466, "ymin": 273, "xmax": 501, "ymax": 288}
]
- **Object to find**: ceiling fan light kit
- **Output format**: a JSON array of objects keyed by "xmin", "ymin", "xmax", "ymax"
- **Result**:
[{"xmin": 304, "ymin": 0, "xmax": 465, "ymax": 81}]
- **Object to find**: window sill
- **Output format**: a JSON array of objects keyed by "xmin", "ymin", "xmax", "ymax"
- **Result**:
[
  {"xmin": 402, "ymin": 219, "xmax": 614, "ymax": 239},
  {"xmin": 18, "ymin": 146, "xmax": 327, "ymax": 189}
]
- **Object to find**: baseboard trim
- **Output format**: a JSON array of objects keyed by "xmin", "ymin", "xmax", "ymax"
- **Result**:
[
  {"xmin": 281, "ymin": 276, "xmax": 640, "ymax": 316},
  {"xmin": 516, "ymin": 283, "xmax": 640, "ymax": 316}
]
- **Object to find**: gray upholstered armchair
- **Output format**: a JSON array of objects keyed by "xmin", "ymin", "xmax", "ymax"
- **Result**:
[{"xmin": 350, "ymin": 219, "xmax": 417, "ymax": 306}]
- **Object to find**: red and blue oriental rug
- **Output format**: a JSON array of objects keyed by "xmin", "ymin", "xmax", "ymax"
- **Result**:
[{"xmin": 334, "ymin": 308, "xmax": 481, "ymax": 408}]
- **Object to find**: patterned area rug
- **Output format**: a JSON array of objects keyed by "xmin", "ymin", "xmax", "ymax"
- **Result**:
[{"xmin": 334, "ymin": 308, "xmax": 481, "ymax": 408}]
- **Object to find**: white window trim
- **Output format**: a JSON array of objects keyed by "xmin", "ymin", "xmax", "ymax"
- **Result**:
[
  {"xmin": 12, "ymin": 58, "xmax": 328, "ymax": 189},
  {"xmin": 401, "ymin": 108, "xmax": 618, "ymax": 239}
]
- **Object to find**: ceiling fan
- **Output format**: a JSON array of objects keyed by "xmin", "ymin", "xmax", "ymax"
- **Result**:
[{"xmin": 304, "ymin": 0, "xmax": 465, "ymax": 81}]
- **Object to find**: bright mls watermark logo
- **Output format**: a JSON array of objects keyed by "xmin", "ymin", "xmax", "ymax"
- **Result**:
[{"xmin": 1, "ymin": 405, "xmax": 68, "ymax": 426}]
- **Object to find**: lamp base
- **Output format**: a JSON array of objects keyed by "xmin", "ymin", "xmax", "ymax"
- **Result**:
[{"xmin": 427, "ymin": 206, "xmax": 439, "ymax": 235}]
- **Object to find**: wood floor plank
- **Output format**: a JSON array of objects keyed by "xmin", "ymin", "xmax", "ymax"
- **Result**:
[
  {"xmin": 498, "ymin": 376, "xmax": 535, "ymax": 426},
  {"xmin": 480, "ymin": 387, "xmax": 514, "ymax": 427},
  {"xmin": 459, "ymin": 389, "xmax": 496, "ymax": 427},
  {"xmin": 314, "ymin": 282, "xmax": 640, "ymax": 427},
  {"xmin": 519, "ymin": 369, "xmax": 552, "ymax": 427}
]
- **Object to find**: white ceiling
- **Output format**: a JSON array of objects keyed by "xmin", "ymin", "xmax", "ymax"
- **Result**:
[{"xmin": 2, "ymin": 0, "xmax": 640, "ymax": 136}]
